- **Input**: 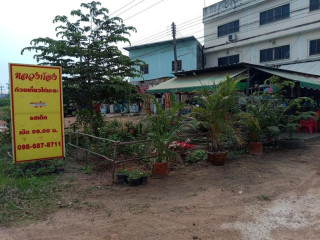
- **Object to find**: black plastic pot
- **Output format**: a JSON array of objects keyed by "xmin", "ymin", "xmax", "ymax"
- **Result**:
[
  {"xmin": 129, "ymin": 178, "xmax": 141, "ymax": 186},
  {"xmin": 140, "ymin": 176, "xmax": 148, "ymax": 185},
  {"xmin": 279, "ymin": 138, "xmax": 306, "ymax": 149},
  {"xmin": 117, "ymin": 174, "xmax": 128, "ymax": 184}
]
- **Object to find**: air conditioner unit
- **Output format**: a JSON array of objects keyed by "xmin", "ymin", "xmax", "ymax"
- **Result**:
[{"xmin": 228, "ymin": 33, "xmax": 237, "ymax": 42}]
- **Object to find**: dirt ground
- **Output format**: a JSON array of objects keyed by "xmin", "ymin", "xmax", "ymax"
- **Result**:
[
  {"xmin": 63, "ymin": 114, "xmax": 142, "ymax": 128},
  {"xmin": 1, "ymin": 133, "xmax": 320, "ymax": 239}
]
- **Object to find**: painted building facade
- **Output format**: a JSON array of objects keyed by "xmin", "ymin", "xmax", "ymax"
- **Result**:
[
  {"xmin": 203, "ymin": 0, "xmax": 320, "ymax": 67},
  {"xmin": 124, "ymin": 36, "xmax": 203, "ymax": 91}
]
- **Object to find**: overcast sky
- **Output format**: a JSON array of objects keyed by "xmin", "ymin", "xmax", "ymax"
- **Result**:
[{"xmin": 0, "ymin": 0, "xmax": 220, "ymax": 92}]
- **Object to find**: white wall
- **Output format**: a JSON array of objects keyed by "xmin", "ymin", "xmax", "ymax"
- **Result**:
[{"xmin": 203, "ymin": 0, "xmax": 320, "ymax": 67}]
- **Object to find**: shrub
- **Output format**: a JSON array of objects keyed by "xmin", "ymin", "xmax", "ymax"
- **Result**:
[{"xmin": 185, "ymin": 150, "xmax": 207, "ymax": 164}]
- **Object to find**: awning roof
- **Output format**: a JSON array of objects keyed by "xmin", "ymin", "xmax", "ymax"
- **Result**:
[
  {"xmin": 278, "ymin": 61, "xmax": 320, "ymax": 76},
  {"xmin": 147, "ymin": 68, "xmax": 247, "ymax": 93},
  {"xmin": 255, "ymin": 67, "xmax": 320, "ymax": 90}
]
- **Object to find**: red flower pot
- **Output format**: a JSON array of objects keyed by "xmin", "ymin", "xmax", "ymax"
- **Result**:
[
  {"xmin": 207, "ymin": 152, "xmax": 227, "ymax": 166},
  {"xmin": 153, "ymin": 162, "xmax": 168, "ymax": 177},
  {"xmin": 249, "ymin": 142, "xmax": 263, "ymax": 154}
]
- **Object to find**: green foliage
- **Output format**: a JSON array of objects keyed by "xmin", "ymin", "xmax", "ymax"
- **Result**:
[
  {"xmin": 185, "ymin": 150, "xmax": 207, "ymax": 164},
  {"xmin": 0, "ymin": 106, "xmax": 11, "ymax": 143},
  {"xmin": 92, "ymin": 112, "xmax": 105, "ymax": 136},
  {"xmin": 127, "ymin": 169, "xmax": 142, "ymax": 180},
  {"xmin": 79, "ymin": 164, "xmax": 93, "ymax": 174},
  {"xmin": 0, "ymin": 98, "xmax": 10, "ymax": 107},
  {"xmin": 70, "ymin": 110, "xmax": 105, "ymax": 136},
  {"xmin": 0, "ymin": 144, "xmax": 62, "ymax": 226},
  {"xmin": 21, "ymin": 1, "xmax": 143, "ymax": 129},
  {"xmin": 247, "ymin": 76, "xmax": 317, "ymax": 140},
  {"xmin": 144, "ymin": 95, "xmax": 197, "ymax": 162},
  {"xmin": 193, "ymin": 75, "xmax": 247, "ymax": 152},
  {"xmin": 0, "ymin": 175, "xmax": 60, "ymax": 226},
  {"xmin": 115, "ymin": 167, "xmax": 130, "ymax": 176},
  {"xmin": 283, "ymin": 97, "xmax": 317, "ymax": 138}
]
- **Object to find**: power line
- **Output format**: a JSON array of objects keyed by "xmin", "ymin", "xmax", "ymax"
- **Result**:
[
  {"xmin": 124, "ymin": 0, "xmax": 165, "ymax": 21},
  {"xmin": 123, "ymin": 1, "xmax": 318, "ymax": 60},
  {"xmin": 126, "ymin": 15, "xmax": 320, "ymax": 61},
  {"xmin": 129, "ymin": 0, "xmax": 308, "ymax": 47},
  {"xmin": 204, "ymin": 7, "xmax": 319, "ymax": 44},
  {"xmin": 109, "ymin": 0, "xmax": 139, "ymax": 17},
  {"xmin": 113, "ymin": 0, "xmax": 146, "ymax": 18}
]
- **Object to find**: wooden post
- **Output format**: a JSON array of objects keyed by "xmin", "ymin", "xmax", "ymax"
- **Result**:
[
  {"xmin": 112, "ymin": 143, "xmax": 118, "ymax": 184},
  {"xmin": 75, "ymin": 132, "xmax": 79, "ymax": 161}
]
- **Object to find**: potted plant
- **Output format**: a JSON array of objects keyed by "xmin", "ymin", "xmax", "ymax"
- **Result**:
[
  {"xmin": 128, "ymin": 169, "xmax": 143, "ymax": 186},
  {"xmin": 279, "ymin": 97, "xmax": 318, "ymax": 149},
  {"xmin": 258, "ymin": 76, "xmax": 317, "ymax": 149},
  {"xmin": 115, "ymin": 167, "xmax": 130, "ymax": 184},
  {"xmin": 185, "ymin": 149, "xmax": 207, "ymax": 164},
  {"xmin": 246, "ymin": 120, "xmax": 262, "ymax": 154},
  {"xmin": 140, "ymin": 169, "xmax": 151, "ymax": 185},
  {"xmin": 192, "ymin": 74, "xmax": 247, "ymax": 165},
  {"xmin": 168, "ymin": 139, "xmax": 195, "ymax": 159},
  {"xmin": 144, "ymin": 95, "xmax": 196, "ymax": 176}
]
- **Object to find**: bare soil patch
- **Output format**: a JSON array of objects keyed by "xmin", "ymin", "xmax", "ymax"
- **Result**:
[{"xmin": 1, "ymin": 140, "xmax": 320, "ymax": 240}]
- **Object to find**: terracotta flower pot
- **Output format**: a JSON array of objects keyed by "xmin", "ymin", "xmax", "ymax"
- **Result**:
[
  {"xmin": 249, "ymin": 142, "xmax": 263, "ymax": 154},
  {"xmin": 153, "ymin": 162, "xmax": 168, "ymax": 177},
  {"xmin": 207, "ymin": 152, "xmax": 227, "ymax": 166}
]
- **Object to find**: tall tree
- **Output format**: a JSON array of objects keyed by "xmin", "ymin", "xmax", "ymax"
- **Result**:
[{"xmin": 21, "ymin": 1, "xmax": 143, "ymax": 114}]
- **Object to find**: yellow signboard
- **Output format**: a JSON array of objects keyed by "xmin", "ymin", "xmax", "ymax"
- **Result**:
[{"xmin": 9, "ymin": 63, "xmax": 65, "ymax": 163}]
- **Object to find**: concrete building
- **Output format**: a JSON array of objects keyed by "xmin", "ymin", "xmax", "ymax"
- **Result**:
[
  {"xmin": 203, "ymin": 0, "xmax": 320, "ymax": 67},
  {"xmin": 124, "ymin": 36, "xmax": 203, "ymax": 93}
]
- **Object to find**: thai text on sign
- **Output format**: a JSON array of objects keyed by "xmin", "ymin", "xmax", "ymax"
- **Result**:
[{"xmin": 9, "ymin": 63, "xmax": 65, "ymax": 163}]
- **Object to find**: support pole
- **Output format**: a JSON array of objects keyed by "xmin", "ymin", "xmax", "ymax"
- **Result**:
[{"xmin": 172, "ymin": 22, "xmax": 178, "ymax": 73}]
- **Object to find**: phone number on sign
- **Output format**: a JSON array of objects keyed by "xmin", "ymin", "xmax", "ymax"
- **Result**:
[{"xmin": 17, "ymin": 142, "xmax": 61, "ymax": 150}]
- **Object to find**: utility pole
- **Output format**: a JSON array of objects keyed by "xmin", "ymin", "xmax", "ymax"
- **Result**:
[
  {"xmin": 171, "ymin": 22, "xmax": 178, "ymax": 73},
  {"xmin": 0, "ymin": 85, "xmax": 3, "ymax": 98},
  {"xmin": 7, "ymin": 83, "xmax": 10, "ymax": 97}
]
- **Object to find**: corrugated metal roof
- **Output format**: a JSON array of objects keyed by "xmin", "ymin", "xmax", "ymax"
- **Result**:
[
  {"xmin": 255, "ymin": 67, "xmax": 320, "ymax": 90},
  {"xmin": 279, "ymin": 61, "xmax": 320, "ymax": 76},
  {"xmin": 124, "ymin": 36, "xmax": 199, "ymax": 51},
  {"xmin": 147, "ymin": 68, "xmax": 247, "ymax": 93}
]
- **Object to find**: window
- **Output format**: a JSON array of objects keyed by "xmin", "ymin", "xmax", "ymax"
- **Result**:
[
  {"xmin": 310, "ymin": 0, "xmax": 320, "ymax": 11},
  {"xmin": 260, "ymin": 45, "xmax": 290, "ymax": 62},
  {"xmin": 172, "ymin": 60, "xmax": 182, "ymax": 71},
  {"xmin": 218, "ymin": 20, "xmax": 239, "ymax": 37},
  {"xmin": 260, "ymin": 4, "xmax": 290, "ymax": 25},
  {"xmin": 310, "ymin": 39, "xmax": 320, "ymax": 55},
  {"xmin": 140, "ymin": 64, "xmax": 149, "ymax": 74},
  {"xmin": 218, "ymin": 54, "xmax": 239, "ymax": 66}
]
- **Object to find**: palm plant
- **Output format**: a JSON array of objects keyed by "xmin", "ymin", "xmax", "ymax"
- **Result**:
[
  {"xmin": 193, "ymin": 74, "xmax": 251, "ymax": 152},
  {"xmin": 143, "ymin": 95, "xmax": 196, "ymax": 163}
]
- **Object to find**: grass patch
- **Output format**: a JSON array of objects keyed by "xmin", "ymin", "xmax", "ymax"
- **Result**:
[
  {"xmin": 0, "ymin": 143, "xmax": 63, "ymax": 226},
  {"xmin": 78, "ymin": 164, "xmax": 93, "ymax": 174}
]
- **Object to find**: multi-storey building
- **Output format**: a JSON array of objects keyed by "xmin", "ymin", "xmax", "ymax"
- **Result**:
[
  {"xmin": 124, "ymin": 36, "xmax": 203, "ymax": 93},
  {"xmin": 203, "ymin": 0, "xmax": 320, "ymax": 68}
]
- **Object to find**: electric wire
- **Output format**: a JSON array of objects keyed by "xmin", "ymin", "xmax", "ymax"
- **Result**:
[
  {"xmin": 109, "ymin": 0, "xmax": 139, "ymax": 17},
  {"xmin": 113, "ymin": 0, "xmax": 146, "ymax": 18},
  {"xmin": 123, "ymin": 1, "xmax": 319, "ymax": 62},
  {"xmin": 130, "ymin": 0, "xmax": 311, "ymax": 47},
  {"xmin": 124, "ymin": 0, "xmax": 165, "ymax": 21}
]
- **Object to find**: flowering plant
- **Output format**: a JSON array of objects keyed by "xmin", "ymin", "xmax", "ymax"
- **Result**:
[
  {"xmin": 140, "ymin": 169, "xmax": 151, "ymax": 177},
  {"xmin": 168, "ymin": 139, "xmax": 194, "ymax": 154},
  {"xmin": 128, "ymin": 169, "xmax": 143, "ymax": 180},
  {"xmin": 115, "ymin": 166, "xmax": 130, "ymax": 176}
]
